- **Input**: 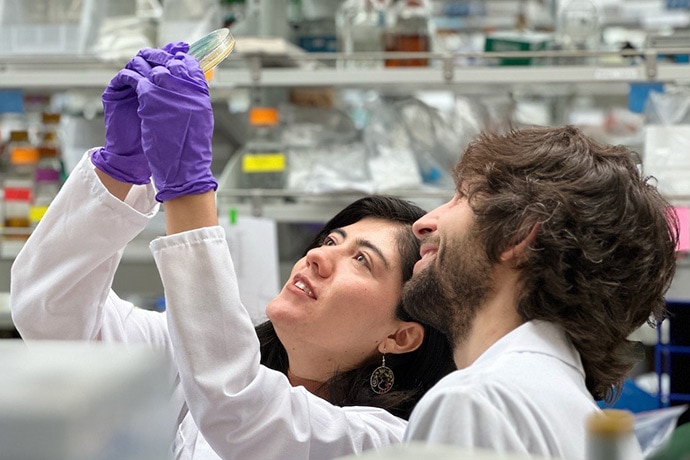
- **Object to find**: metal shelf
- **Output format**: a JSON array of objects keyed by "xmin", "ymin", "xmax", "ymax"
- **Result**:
[
  {"xmin": 216, "ymin": 188, "xmax": 453, "ymax": 222},
  {"xmin": 1, "ymin": 48, "xmax": 688, "ymax": 91},
  {"xmin": 212, "ymin": 52, "xmax": 690, "ymax": 89}
]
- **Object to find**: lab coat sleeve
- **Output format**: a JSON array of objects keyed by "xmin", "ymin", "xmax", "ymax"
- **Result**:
[
  {"xmin": 152, "ymin": 227, "xmax": 408, "ymax": 460},
  {"xmin": 10, "ymin": 150, "xmax": 166, "ymax": 344}
]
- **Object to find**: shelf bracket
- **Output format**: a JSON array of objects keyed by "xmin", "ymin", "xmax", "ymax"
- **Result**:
[
  {"xmin": 248, "ymin": 55, "xmax": 263, "ymax": 85},
  {"xmin": 442, "ymin": 56, "xmax": 454, "ymax": 83},
  {"xmin": 250, "ymin": 191, "xmax": 264, "ymax": 217},
  {"xmin": 645, "ymin": 51, "xmax": 658, "ymax": 80}
]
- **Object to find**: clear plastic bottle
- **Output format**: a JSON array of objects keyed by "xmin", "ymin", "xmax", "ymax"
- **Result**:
[
  {"xmin": 586, "ymin": 409, "xmax": 639, "ymax": 460},
  {"xmin": 3, "ymin": 130, "xmax": 38, "ymax": 237},
  {"xmin": 336, "ymin": 0, "xmax": 388, "ymax": 69},
  {"xmin": 239, "ymin": 107, "xmax": 286, "ymax": 189},
  {"xmin": 557, "ymin": 0, "xmax": 601, "ymax": 64},
  {"xmin": 383, "ymin": 0, "xmax": 432, "ymax": 67}
]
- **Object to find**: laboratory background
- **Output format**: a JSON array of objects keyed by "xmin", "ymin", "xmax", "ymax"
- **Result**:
[{"xmin": 1, "ymin": 0, "xmax": 690, "ymax": 457}]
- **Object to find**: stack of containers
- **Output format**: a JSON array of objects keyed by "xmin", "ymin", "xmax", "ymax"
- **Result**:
[
  {"xmin": 2, "ymin": 130, "xmax": 38, "ymax": 238},
  {"xmin": 30, "ymin": 112, "xmax": 63, "ymax": 227}
]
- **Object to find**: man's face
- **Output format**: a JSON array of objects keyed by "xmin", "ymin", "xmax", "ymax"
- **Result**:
[{"xmin": 402, "ymin": 192, "xmax": 493, "ymax": 345}]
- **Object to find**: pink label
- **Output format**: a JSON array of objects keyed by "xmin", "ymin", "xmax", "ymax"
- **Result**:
[{"xmin": 673, "ymin": 207, "xmax": 690, "ymax": 252}]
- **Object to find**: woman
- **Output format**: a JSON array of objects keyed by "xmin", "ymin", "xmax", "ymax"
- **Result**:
[
  {"xmin": 10, "ymin": 44, "xmax": 454, "ymax": 459},
  {"xmin": 257, "ymin": 196, "xmax": 454, "ymax": 420}
]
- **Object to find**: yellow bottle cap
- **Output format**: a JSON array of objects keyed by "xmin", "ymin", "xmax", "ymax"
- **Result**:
[{"xmin": 586, "ymin": 409, "xmax": 635, "ymax": 435}]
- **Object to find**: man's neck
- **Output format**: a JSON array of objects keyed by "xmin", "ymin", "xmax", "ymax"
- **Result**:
[{"xmin": 453, "ymin": 265, "xmax": 525, "ymax": 369}]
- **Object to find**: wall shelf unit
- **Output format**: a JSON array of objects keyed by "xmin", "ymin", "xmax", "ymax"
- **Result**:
[{"xmin": 1, "ymin": 48, "xmax": 689, "ymax": 93}]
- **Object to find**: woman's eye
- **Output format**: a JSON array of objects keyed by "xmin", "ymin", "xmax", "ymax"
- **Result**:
[
  {"xmin": 323, "ymin": 236, "xmax": 336, "ymax": 246},
  {"xmin": 355, "ymin": 252, "xmax": 371, "ymax": 268}
]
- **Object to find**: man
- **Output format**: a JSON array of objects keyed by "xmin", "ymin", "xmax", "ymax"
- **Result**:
[{"xmin": 401, "ymin": 125, "xmax": 678, "ymax": 459}]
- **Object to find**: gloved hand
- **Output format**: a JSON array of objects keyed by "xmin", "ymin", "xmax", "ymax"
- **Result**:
[
  {"xmin": 91, "ymin": 42, "xmax": 189, "ymax": 185},
  {"xmin": 136, "ymin": 51, "xmax": 217, "ymax": 202}
]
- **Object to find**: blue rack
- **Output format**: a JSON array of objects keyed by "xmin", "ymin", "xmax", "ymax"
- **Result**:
[{"xmin": 655, "ymin": 302, "xmax": 690, "ymax": 408}]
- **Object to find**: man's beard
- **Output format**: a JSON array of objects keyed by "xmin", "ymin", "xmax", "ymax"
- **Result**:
[{"xmin": 402, "ymin": 230, "xmax": 493, "ymax": 347}]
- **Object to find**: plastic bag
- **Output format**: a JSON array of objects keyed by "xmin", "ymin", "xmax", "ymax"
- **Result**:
[{"xmin": 634, "ymin": 405, "xmax": 688, "ymax": 458}]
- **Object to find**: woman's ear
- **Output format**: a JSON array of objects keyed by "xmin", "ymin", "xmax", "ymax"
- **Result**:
[{"xmin": 379, "ymin": 321, "xmax": 425, "ymax": 355}]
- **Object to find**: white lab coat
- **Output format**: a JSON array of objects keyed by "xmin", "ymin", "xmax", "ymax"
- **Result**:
[
  {"xmin": 404, "ymin": 320, "xmax": 644, "ymax": 460},
  {"xmin": 10, "ymin": 151, "xmax": 407, "ymax": 460}
]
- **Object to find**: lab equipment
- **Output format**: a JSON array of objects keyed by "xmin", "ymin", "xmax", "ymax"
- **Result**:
[
  {"xmin": 239, "ymin": 107, "xmax": 287, "ymax": 190},
  {"xmin": 188, "ymin": 28, "xmax": 236, "ymax": 73}
]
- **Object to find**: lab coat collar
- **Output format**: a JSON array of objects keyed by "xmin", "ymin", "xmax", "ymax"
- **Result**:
[{"xmin": 471, "ymin": 320, "xmax": 585, "ymax": 378}]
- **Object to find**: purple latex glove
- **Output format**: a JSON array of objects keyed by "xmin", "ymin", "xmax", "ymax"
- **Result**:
[
  {"xmin": 91, "ymin": 42, "xmax": 189, "ymax": 185},
  {"xmin": 136, "ymin": 52, "xmax": 217, "ymax": 202}
]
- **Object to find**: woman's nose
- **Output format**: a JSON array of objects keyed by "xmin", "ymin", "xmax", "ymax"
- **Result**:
[{"xmin": 305, "ymin": 246, "xmax": 334, "ymax": 278}]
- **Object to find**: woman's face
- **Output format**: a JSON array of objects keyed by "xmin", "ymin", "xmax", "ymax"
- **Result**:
[{"xmin": 266, "ymin": 217, "xmax": 408, "ymax": 379}]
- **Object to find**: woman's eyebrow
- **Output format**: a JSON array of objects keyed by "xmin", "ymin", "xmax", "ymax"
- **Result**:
[
  {"xmin": 333, "ymin": 228, "xmax": 391, "ymax": 270},
  {"xmin": 357, "ymin": 238, "xmax": 390, "ymax": 270}
]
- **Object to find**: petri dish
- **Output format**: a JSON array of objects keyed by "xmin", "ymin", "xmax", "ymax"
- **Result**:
[{"xmin": 188, "ymin": 28, "xmax": 236, "ymax": 73}]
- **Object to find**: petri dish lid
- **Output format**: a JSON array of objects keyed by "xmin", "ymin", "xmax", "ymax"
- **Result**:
[{"xmin": 188, "ymin": 28, "xmax": 236, "ymax": 73}]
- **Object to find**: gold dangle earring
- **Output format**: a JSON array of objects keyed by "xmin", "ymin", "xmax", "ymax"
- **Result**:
[{"xmin": 370, "ymin": 353, "xmax": 395, "ymax": 395}]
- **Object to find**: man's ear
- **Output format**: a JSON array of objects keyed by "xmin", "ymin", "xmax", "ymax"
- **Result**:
[
  {"xmin": 500, "ymin": 222, "xmax": 540, "ymax": 265},
  {"xmin": 379, "ymin": 321, "xmax": 425, "ymax": 355}
]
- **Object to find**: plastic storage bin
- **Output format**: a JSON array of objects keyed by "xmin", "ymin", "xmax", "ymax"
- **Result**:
[{"xmin": 0, "ymin": 0, "xmax": 104, "ymax": 55}]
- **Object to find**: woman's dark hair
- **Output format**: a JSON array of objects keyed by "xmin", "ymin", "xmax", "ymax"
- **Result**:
[
  {"xmin": 256, "ymin": 195, "xmax": 456, "ymax": 419},
  {"xmin": 455, "ymin": 125, "xmax": 679, "ymax": 402}
]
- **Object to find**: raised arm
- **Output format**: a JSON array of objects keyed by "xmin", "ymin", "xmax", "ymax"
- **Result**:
[
  {"xmin": 143, "ymin": 52, "xmax": 408, "ymax": 458},
  {"xmin": 10, "ymin": 152, "xmax": 161, "ymax": 342},
  {"xmin": 8, "ymin": 45, "xmax": 183, "ymax": 344}
]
